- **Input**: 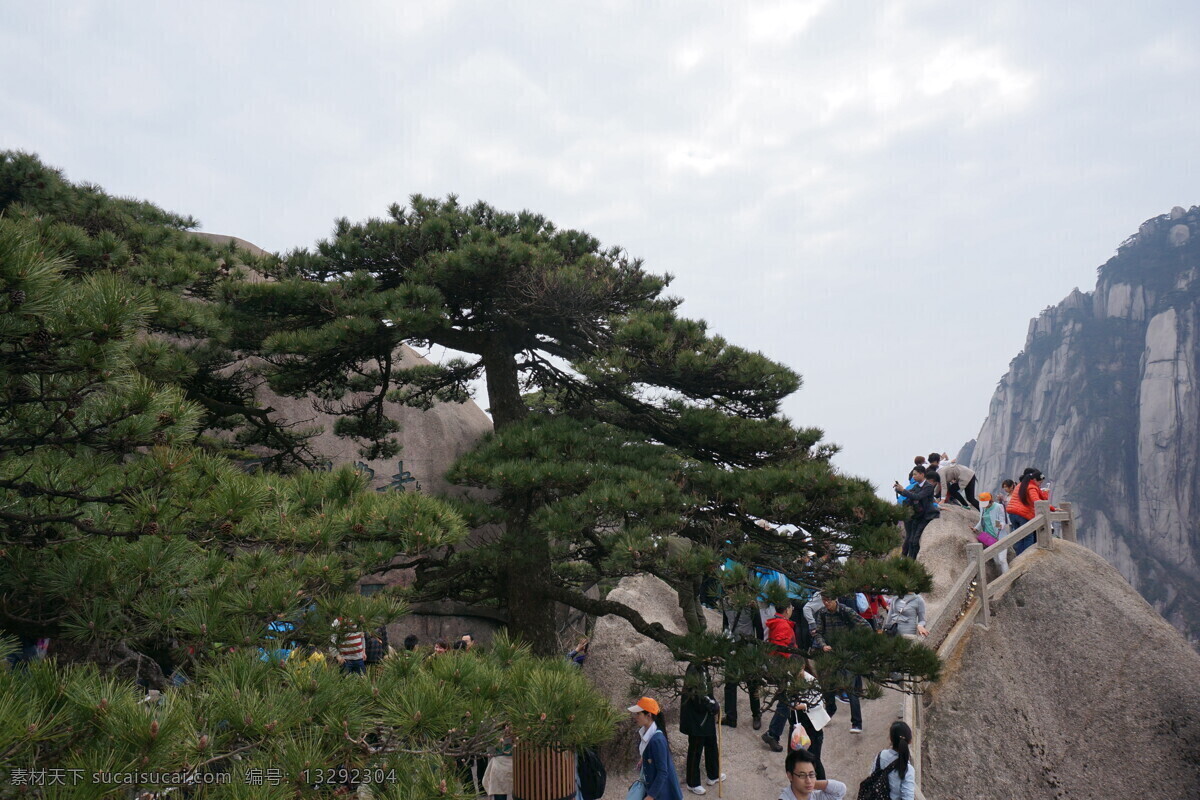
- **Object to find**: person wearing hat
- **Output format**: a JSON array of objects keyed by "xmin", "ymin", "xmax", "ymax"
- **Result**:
[
  {"xmin": 974, "ymin": 492, "xmax": 1009, "ymax": 574},
  {"xmin": 628, "ymin": 696, "xmax": 683, "ymax": 800}
]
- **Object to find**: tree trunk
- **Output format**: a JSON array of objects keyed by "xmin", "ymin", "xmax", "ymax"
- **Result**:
[
  {"xmin": 481, "ymin": 336, "xmax": 527, "ymax": 430},
  {"xmin": 480, "ymin": 337, "xmax": 556, "ymax": 652},
  {"xmin": 504, "ymin": 521, "xmax": 559, "ymax": 656}
]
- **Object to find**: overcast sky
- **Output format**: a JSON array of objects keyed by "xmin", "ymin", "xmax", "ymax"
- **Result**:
[{"xmin": 5, "ymin": 1, "xmax": 1199, "ymax": 495}]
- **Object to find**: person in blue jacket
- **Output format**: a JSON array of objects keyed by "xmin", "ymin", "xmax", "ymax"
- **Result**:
[{"xmin": 628, "ymin": 696, "xmax": 683, "ymax": 800}]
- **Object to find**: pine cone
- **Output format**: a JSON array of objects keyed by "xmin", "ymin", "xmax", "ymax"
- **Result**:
[
  {"xmin": 142, "ymin": 521, "xmax": 160, "ymax": 535},
  {"xmin": 219, "ymin": 521, "xmax": 234, "ymax": 535},
  {"xmin": 152, "ymin": 431, "xmax": 168, "ymax": 445},
  {"xmin": 8, "ymin": 289, "xmax": 26, "ymax": 306},
  {"xmin": 156, "ymin": 412, "xmax": 175, "ymax": 426},
  {"xmin": 30, "ymin": 328, "xmax": 52, "ymax": 349},
  {"xmin": 352, "ymin": 523, "xmax": 366, "ymax": 534}
]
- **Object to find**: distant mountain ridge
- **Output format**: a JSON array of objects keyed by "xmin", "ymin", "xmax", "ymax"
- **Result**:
[{"xmin": 960, "ymin": 205, "xmax": 1200, "ymax": 647}]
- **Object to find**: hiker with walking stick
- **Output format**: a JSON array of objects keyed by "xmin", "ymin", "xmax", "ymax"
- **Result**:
[{"xmin": 680, "ymin": 662, "xmax": 726, "ymax": 794}]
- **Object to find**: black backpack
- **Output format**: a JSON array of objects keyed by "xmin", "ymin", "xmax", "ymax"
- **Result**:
[
  {"xmin": 857, "ymin": 753, "xmax": 901, "ymax": 800},
  {"xmin": 578, "ymin": 747, "xmax": 606, "ymax": 800}
]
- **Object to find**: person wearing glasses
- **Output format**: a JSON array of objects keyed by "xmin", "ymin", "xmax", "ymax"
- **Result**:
[{"xmin": 779, "ymin": 749, "xmax": 845, "ymax": 800}]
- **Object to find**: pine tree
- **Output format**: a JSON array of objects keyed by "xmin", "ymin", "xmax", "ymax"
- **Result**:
[
  {"xmin": 227, "ymin": 195, "xmax": 940, "ymax": 693},
  {"xmin": 0, "ymin": 171, "xmax": 618, "ymax": 798},
  {"xmin": 0, "ymin": 151, "xmax": 322, "ymax": 468}
]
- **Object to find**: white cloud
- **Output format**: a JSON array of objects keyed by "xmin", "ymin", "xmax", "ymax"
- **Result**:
[
  {"xmin": 1, "ymin": 0, "xmax": 1197, "ymax": 496},
  {"xmin": 745, "ymin": 0, "xmax": 831, "ymax": 44}
]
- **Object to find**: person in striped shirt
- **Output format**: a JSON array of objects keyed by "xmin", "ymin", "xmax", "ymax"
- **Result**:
[{"xmin": 331, "ymin": 619, "xmax": 367, "ymax": 675}]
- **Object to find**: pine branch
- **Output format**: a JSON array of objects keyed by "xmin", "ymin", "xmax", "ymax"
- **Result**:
[{"xmin": 541, "ymin": 582, "xmax": 685, "ymax": 652}]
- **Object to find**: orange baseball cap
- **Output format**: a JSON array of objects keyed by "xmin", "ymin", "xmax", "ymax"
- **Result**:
[
  {"xmin": 627, "ymin": 697, "xmax": 661, "ymax": 715},
  {"xmin": 978, "ymin": 492, "xmax": 992, "ymax": 502}
]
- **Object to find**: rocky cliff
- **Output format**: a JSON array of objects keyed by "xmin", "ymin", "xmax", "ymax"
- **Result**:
[
  {"xmin": 925, "ymin": 541, "xmax": 1200, "ymax": 799},
  {"xmin": 960, "ymin": 206, "xmax": 1200, "ymax": 646}
]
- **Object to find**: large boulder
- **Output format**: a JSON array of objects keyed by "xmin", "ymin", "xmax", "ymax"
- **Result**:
[
  {"xmin": 924, "ymin": 541, "xmax": 1200, "ymax": 798},
  {"xmin": 584, "ymin": 575, "xmax": 719, "ymax": 776}
]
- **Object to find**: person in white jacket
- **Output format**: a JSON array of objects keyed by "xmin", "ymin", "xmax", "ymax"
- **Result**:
[{"xmin": 779, "ymin": 749, "xmax": 846, "ymax": 800}]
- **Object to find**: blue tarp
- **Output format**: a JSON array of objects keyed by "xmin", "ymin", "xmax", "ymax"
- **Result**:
[
  {"xmin": 258, "ymin": 620, "xmax": 298, "ymax": 663},
  {"xmin": 722, "ymin": 559, "xmax": 811, "ymax": 601}
]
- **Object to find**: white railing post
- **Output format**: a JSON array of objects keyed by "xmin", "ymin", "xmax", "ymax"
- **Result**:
[
  {"xmin": 966, "ymin": 541, "xmax": 989, "ymax": 628},
  {"xmin": 1059, "ymin": 501, "xmax": 1077, "ymax": 543},
  {"xmin": 1034, "ymin": 500, "xmax": 1052, "ymax": 549}
]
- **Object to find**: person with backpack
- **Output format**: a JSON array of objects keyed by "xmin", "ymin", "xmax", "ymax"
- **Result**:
[
  {"xmin": 779, "ymin": 749, "xmax": 846, "ymax": 800},
  {"xmin": 577, "ymin": 746, "xmax": 606, "ymax": 800},
  {"xmin": 628, "ymin": 696, "xmax": 682, "ymax": 800},
  {"xmin": 680, "ymin": 663, "xmax": 725, "ymax": 794},
  {"xmin": 858, "ymin": 721, "xmax": 915, "ymax": 800}
]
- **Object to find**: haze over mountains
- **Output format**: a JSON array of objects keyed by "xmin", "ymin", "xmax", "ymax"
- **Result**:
[{"xmin": 960, "ymin": 206, "xmax": 1200, "ymax": 647}]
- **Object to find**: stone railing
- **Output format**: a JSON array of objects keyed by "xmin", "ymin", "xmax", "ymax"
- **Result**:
[{"xmin": 905, "ymin": 500, "xmax": 1077, "ymax": 800}]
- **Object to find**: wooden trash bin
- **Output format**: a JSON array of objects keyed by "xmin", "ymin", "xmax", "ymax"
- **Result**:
[{"xmin": 512, "ymin": 743, "xmax": 575, "ymax": 800}]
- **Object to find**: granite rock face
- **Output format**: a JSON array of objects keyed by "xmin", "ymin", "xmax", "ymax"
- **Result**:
[
  {"xmin": 923, "ymin": 542, "xmax": 1200, "ymax": 799},
  {"xmin": 960, "ymin": 207, "xmax": 1200, "ymax": 647}
]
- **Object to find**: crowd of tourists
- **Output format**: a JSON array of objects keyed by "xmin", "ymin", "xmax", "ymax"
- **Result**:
[
  {"xmin": 613, "ymin": 451, "xmax": 1060, "ymax": 800},
  {"xmin": 627, "ymin": 689, "xmax": 914, "ymax": 800},
  {"xmin": 894, "ymin": 451, "xmax": 1056, "ymax": 566},
  {"xmin": 19, "ymin": 447, "xmax": 1055, "ymax": 800}
]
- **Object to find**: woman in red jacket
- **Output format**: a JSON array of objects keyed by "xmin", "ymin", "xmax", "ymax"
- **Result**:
[
  {"xmin": 764, "ymin": 604, "xmax": 797, "ymax": 658},
  {"xmin": 1006, "ymin": 468, "xmax": 1053, "ymax": 556}
]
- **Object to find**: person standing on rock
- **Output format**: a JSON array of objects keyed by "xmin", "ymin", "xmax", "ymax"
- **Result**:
[
  {"xmin": 996, "ymin": 479, "xmax": 1016, "ymax": 535},
  {"xmin": 680, "ymin": 663, "xmax": 726, "ymax": 795},
  {"xmin": 973, "ymin": 492, "xmax": 1009, "ymax": 574},
  {"xmin": 1006, "ymin": 468, "xmax": 1054, "ymax": 556},
  {"xmin": 779, "ymin": 749, "xmax": 846, "ymax": 800},
  {"xmin": 629, "ymin": 696, "xmax": 683, "ymax": 800},
  {"xmin": 908, "ymin": 456, "xmax": 926, "ymax": 480},
  {"xmin": 893, "ymin": 467, "xmax": 939, "ymax": 560},
  {"xmin": 939, "ymin": 462, "xmax": 979, "ymax": 509}
]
